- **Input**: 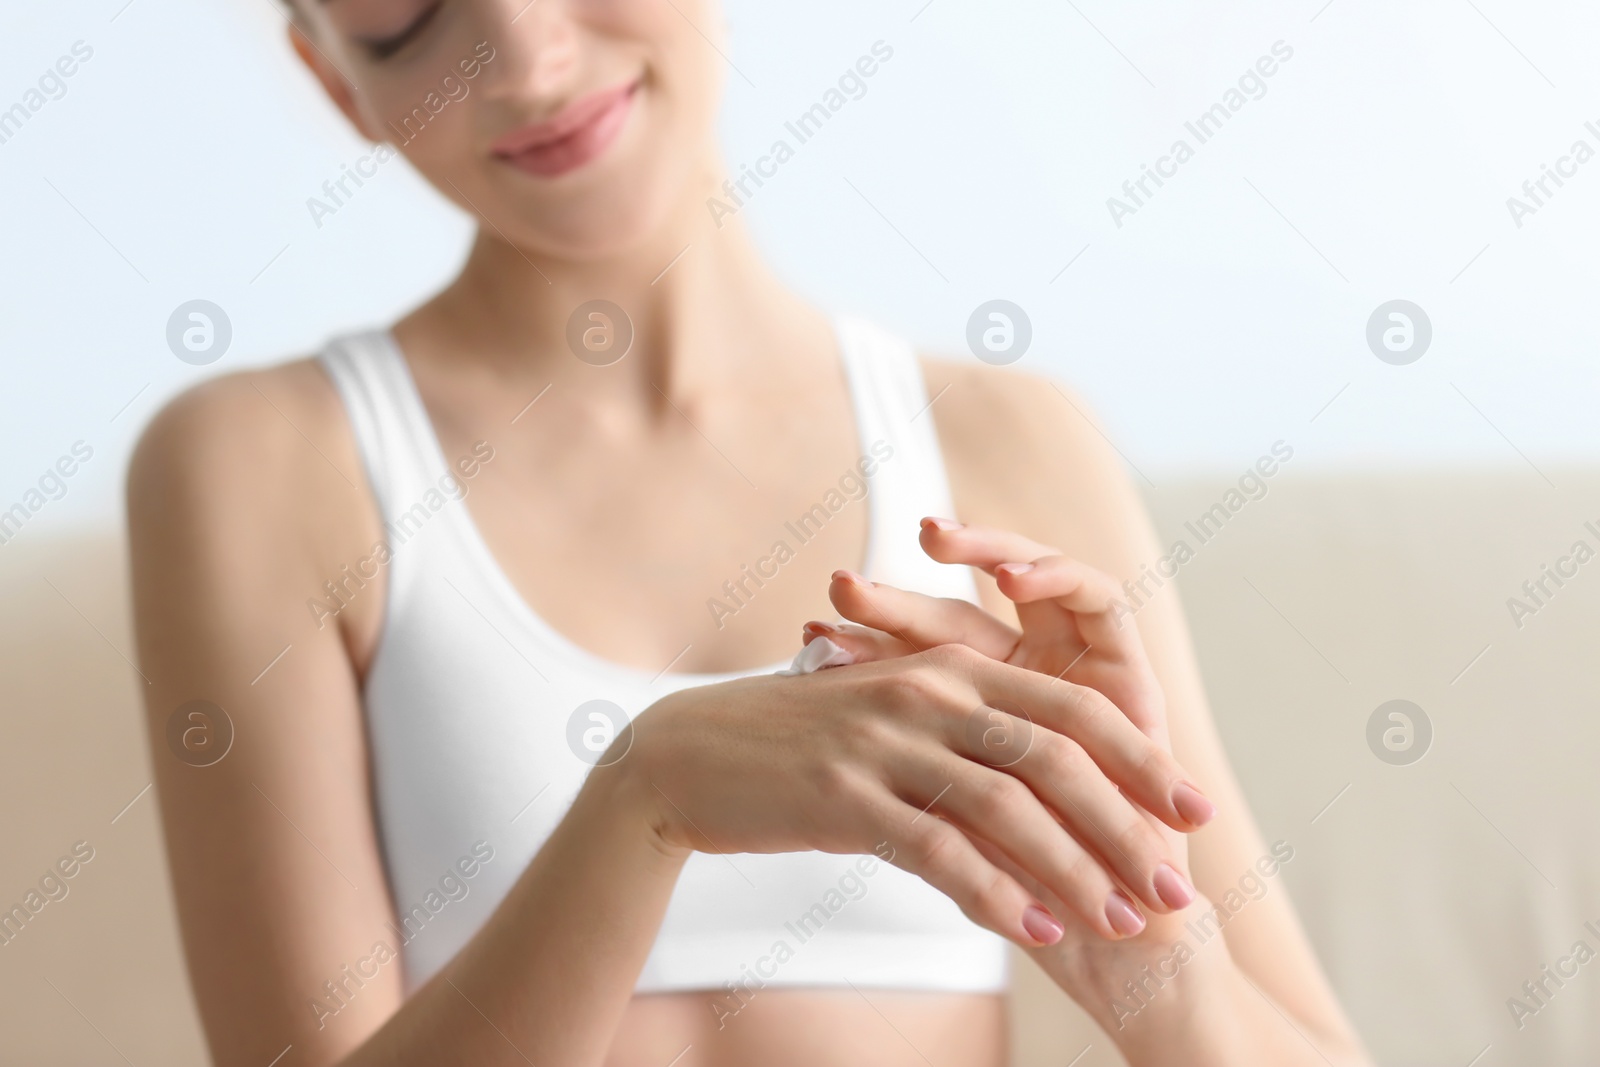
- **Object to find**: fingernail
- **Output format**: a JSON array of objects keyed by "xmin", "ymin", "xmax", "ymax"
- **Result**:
[
  {"xmin": 1153, "ymin": 864, "xmax": 1196, "ymax": 910},
  {"xmin": 1171, "ymin": 782, "xmax": 1217, "ymax": 827},
  {"xmin": 832, "ymin": 569, "xmax": 868, "ymax": 585},
  {"xmin": 1021, "ymin": 904, "xmax": 1064, "ymax": 946},
  {"xmin": 1105, "ymin": 891, "xmax": 1146, "ymax": 938},
  {"xmin": 802, "ymin": 621, "xmax": 838, "ymax": 645},
  {"xmin": 996, "ymin": 562, "xmax": 1034, "ymax": 577},
  {"xmin": 921, "ymin": 516, "xmax": 963, "ymax": 532}
]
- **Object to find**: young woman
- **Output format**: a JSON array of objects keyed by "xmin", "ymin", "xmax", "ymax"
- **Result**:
[{"xmin": 127, "ymin": 2, "xmax": 1369, "ymax": 1065}]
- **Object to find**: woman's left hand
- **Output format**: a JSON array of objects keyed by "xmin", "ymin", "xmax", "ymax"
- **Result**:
[{"xmin": 817, "ymin": 518, "xmax": 1185, "ymax": 750}]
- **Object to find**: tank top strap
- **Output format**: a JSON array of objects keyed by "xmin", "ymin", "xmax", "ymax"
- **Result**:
[
  {"xmin": 318, "ymin": 331, "xmax": 450, "ymax": 520},
  {"xmin": 834, "ymin": 315, "xmax": 976, "ymax": 601},
  {"xmin": 319, "ymin": 330, "xmax": 471, "ymax": 613}
]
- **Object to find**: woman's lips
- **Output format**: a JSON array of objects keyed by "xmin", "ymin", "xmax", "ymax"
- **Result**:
[{"xmin": 491, "ymin": 80, "xmax": 638, "ymax": 179}]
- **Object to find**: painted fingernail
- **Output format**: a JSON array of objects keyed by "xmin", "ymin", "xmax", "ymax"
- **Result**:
[
  {"xmin": 996, "ymin": 562, "xmax": 1035, "ymax": 577},
  {"xmin": 1021, "ymin": 904, "xmax": 1064, "ymax": 946},
  {"xmin": 1153, "ymin": 864, "xmax": 1196, "ymax": 910},
  {"xmin": 802, "ymin": 621, "xmax": 838, "ymax": 645},
  {"xmin": 1171, "ymin": 782, "xmax": 1217, "ymax": 827},
  {"xmin": 921, "ymin": 516, "xmax": 964, "ymax": 532},
  {"xmin": 1105, "ymin": 891, "xmax": 1146, "ymax": 938}
]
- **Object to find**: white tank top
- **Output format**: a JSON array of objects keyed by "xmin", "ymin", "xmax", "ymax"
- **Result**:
[{"xmin": 318, "ymin": 316, "xmax": 1008, "ymax": 997}]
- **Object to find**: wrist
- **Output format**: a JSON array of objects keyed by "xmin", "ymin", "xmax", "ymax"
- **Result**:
[
  {"xmin": 1050, "ymin": 899, "xmax": 1238, "ymax": 1039},
  {"xmin": 574, "ymin": 724, "xmax": 694, "ymax": 868},
  {"xmin": 1102, "ymin": 929, "xmax": 1236, "ymax": 1043}
]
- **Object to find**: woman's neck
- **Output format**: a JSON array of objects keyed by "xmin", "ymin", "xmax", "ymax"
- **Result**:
[{"xmin": 398, "ymin": 171, "xmax": 825, "ymax": 404}]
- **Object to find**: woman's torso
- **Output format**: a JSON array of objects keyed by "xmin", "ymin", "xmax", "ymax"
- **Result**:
[{"xmin": 318, "ymin": 307, "xmax": 1009, "ymax": 1066}]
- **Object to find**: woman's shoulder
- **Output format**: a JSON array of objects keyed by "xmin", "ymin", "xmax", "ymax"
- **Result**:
[
  {"xmin": 918, "ymin": 354, "xmax": 1086, "ymax": 449},
  {"xmin": 917, "ymin": 354, "xmax": 1158, "ymax": 566},
  {"xmin": 128, "ymin": 356, "xmax": 347, "ymax": 510},
  {"xmin": 125, "ymin": 354, "xmax": 378, "ymax": 576}
]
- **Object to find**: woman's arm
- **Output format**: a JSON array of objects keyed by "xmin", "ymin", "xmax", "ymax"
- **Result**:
[
  {"xmin": 926, "ymin": 359, "xmax": 1370, "ymax": 1064},
  {"xmin": 816, "ymin": 548, "xmax": 1367, "ymax": 1066},
  {"xmin": 128, "ymin": 367, "xmax": 690, "ymax": 1067},
  {"xmin": 1059, "ymin": 927, "xmax": 1361, "ymax": 1067}
]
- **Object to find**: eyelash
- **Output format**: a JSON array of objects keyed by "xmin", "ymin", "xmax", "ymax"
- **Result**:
[{"xmin": 360, "ymin": 2, "xmax": 443, "ymax": 61}]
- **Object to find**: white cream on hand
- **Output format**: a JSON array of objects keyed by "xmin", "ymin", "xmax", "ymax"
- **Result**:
[{"xmin": 774, "ymin": 637, "xmax": 855, "ymax": 676}]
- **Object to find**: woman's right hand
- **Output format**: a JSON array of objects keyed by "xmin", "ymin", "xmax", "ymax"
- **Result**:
[{"xmin": 611, "ymin": 643, "xmax": 1215, "ymax": 949}]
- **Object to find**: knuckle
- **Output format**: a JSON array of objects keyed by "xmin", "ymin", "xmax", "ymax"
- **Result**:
[
  {"xmin": 967, "ymin": 866, "xmax": 1016, "ymax": 923},
  {"xmin": 873, "ymin": 662, "xmax": 943, "ymax": 711},
  {"xmin": 807, "ymin": 757, "xmax": 860, "ymax": 799},
  {"xmin": 1068, "ymin": 686, "xmax": 1118, "ymax": 730},
  {"xmin": 1132, "ymin": 738, "xmax": 1178, "ymax": 785},
  {"xmin": 1039, "ymin": 552, "xmax": 1076, "ymax": 574},
  {"xmin": 1059, "ymin": 849, "xmax": 1109, "ymax": 899},
  {"xmin": 866, "ymin": 671, "xmax": 921, "ymax": 716},
  {"xmin": 926, "ymin": 641, "xmax": 980, "ymax": 671},
  {"xmin": 907, "ymin": 821, "xmax": 958, "ymax": 875},
  {"xmin": 972, "ymin": 772, "xmax": 1030, "ymax": 821},
  {"xmin": 1072, "ymin": 557, "xmax": 1115, "ymax": 587},
  {"xmin": 1112, "ymin": 819, "xmax": 1163, "ymax": 866},
  {"xmin": 840, "ymin": 710, "xmax": 902, "ymax": 761},
  {"xmin": 1036, "ymin": 732, "xmax": 1090, "ymax": 779}
]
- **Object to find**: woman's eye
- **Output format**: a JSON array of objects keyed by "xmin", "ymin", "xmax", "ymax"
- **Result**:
[{"xmin": 356, "ymin": 2, "xmax": 443, "ymax": 61}]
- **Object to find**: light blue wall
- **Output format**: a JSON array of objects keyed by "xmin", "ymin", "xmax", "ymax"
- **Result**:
[{"xmin": 2, "ymin": 0, "xmax": 1597, "ymax": 536}]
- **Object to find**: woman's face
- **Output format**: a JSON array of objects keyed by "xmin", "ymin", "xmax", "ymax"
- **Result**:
[{"xmin": 293, "ymin": 0, "xmax": 725, "ymax": 259}]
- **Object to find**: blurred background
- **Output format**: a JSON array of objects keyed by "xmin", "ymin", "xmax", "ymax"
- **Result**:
[{"xmin": 3, "ymin": 1, "xmax": 1599, "ymax": 1064}]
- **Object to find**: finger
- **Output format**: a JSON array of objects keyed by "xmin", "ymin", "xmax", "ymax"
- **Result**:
[
  {"xmin": 897, "ymin": 750, "xmax": 1150, "ymax": 937},
  {"xmin": 948, "ymin": 648, "xmax": 1214, "ymax": 831},
  {"xmin": 857, "ymin": 784, "xmax": 1069, "ymax": 949},
  {"xmin": 801, "ymin": 621, "xmax": 916, "ymax": 663},
  {"xmin": 962, "ymin": 832, "xmax": 1147, "ymax": 945},
  {"xmin": 918, "ymin": 518, "xmax": 1059, "ymax": 572},
  {"xmin": 917, "ymin": 521, "xmax": 1090, "ymax": 656},
  {"xmin": 1003, "ymin": 725, "xmax": 1196, "ymax": 914},
  {"xmin": 994, "ymin": 554, "xmax": 1123, "ymax": 613},
  {"xmin": 959, "ymin": 701, "xmax": 1190, "ymax": 913},
  {"xmin": 993, "ymin": 555, "xmax": 1144, "ymax": 660},
  {"xmin": 829, "ymin": 570, "xmax": 1019, "ymax": 661}
]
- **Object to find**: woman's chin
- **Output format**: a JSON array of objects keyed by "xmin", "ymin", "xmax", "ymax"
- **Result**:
[{"xmin": 479, "ymin": 188, "xmax": 689, "ymax": 265}]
